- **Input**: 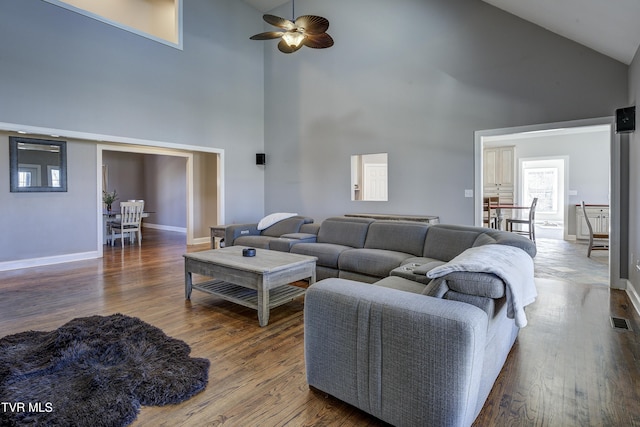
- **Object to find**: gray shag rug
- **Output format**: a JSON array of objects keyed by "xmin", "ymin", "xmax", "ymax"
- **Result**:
[{"xmin": 0, "ymin": 313, "xmax": 210, "ymax": 426}]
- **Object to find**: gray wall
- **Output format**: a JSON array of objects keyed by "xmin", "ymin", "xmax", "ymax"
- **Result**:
[
  {"xmin": 102, "ymin": 151, "xmax": 145, "ymax": 210},
  {"xmin": 0, "ymin": 132, "xmax": 97, "ymax": 262},
  {"xmin": 143, "ymin": 154, "xmax": 187, "ymax": 229},
  {"xmin": 263, "ymin": 0, "xmax": 628, "ymax": 223},
  {"xmin": 0, "ymin": 0, "xmax": 264, "ymax": 263},
  {"xmin": 629, "ymin": 47, "xmax": 640, "ymax": 303}
]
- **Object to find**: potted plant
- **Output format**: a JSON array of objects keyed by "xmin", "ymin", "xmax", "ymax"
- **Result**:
[{"xmin": 103, "ymin": 189, "xmax": 118, "ymax": 212}]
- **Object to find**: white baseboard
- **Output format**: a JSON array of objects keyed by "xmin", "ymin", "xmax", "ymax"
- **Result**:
[
  {"xmin": 142, "ymin": 223, "xmax": 211, "ymax": 245},
  {"xmin": 0, "ymin": 251, "xmax": 99, "ymax": 272},
  {"xmin": 626, "ymin": 280, "xmax": 640, "ymax": 318},
  {"xmin": 191, "ymin": 237, "xmax": 211, "ymax": 246},
  {"xmin": 143, "ymin": 223, "xmax": 187, "ymax": 234}
]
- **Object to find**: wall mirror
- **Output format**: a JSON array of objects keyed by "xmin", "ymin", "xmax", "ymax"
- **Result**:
[
  {"xmin": 351, "ymin": 153, "xmax": 388, "ymax": 201},
  {"xmin": 10, "ymin": 136, "xmax": 68, "ymax": 192}
]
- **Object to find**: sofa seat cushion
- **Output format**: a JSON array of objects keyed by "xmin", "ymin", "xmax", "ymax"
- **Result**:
[
  {"xmin": 280, "ymin": 232, "xmax": 317, "ymax": 241},
  {"xmin": 268, "ymin": 233, "xmax": 318, "ymax": 252},
  {"xmin": 291, "ymin": 243, "xmax": 352, "ymax": 268},
  {"xmin": 373, "ymin": 276, "xmax": 427, "ymax": 294},
  {"xmin": 339, "ymin": 248, "xmax": 413, "ymax": 278},
  {"xmin": 233, "ymin": 235, "xmax": 276, "ymax": 249}
]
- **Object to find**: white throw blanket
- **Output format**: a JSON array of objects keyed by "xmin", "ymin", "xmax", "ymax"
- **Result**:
[{"xmin": 426, "ymin": 245, "xmax": 537, "ymax": 327}]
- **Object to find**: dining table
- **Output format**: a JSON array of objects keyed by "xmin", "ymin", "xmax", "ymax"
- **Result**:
[{"xmin": 489, "ymin": 204, "xmax": 531, "ymax": 231}]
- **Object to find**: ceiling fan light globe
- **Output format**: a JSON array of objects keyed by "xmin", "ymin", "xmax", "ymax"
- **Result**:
[{"xmin": 282, "ymin": 31, "xmax": 305, "ymax": 48}]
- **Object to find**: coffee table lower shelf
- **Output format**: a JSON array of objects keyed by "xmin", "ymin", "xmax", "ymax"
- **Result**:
[{"xmin": 192, "ymin": 279, "xmax": 307, "ymax": 312}]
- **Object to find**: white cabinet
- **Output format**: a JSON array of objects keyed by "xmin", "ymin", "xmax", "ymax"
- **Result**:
[
  {"xmin": 483, "ymin": 146, "xmax": 515, "ymax": 222},
  {"xmin": 483, "ymin": 146, "xmax": 515, "ymax": 188},
  {"xmin": 576, "ymin": 205, "xmax": 609, "ymax": 239}
]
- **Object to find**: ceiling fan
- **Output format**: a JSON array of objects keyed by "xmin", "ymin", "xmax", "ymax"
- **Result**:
[{"xmin": 249, "ymin": 1, "xmax": 334, "ymax": 54}]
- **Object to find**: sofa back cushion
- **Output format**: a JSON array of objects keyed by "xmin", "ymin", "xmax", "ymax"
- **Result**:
[
  {"xmin": 423, "ymin": 226, "xmax": 482, "ymax": 261},
  {"xmin": 363, "ymin": 221, "xmax": 429, "ymax": 256},
  {"xmin": 317, "ymin": 217, "xmax": 373, "ymax": 248},
  {"xmin": 261, "ymin": 216, "xmax": 306, "ymax": 237}
]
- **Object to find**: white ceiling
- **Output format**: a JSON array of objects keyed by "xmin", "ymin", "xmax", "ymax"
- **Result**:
[{"xmin": 243, "ymin": 0, "xmax": 640, "ymax": 65}]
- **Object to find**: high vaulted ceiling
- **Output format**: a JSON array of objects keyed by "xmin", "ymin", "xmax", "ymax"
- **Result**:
[{"xmin": 244, "ymin": 0, "xmax": 640, "ymax": 65}]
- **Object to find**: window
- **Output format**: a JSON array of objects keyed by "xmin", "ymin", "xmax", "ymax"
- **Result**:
[
  {"xmin": 49, "ymin": 167, "xmax": 61, "ymax": 188},
  {"xmin": 42, "ymin": 0, "xmax": 183, "ymax": 49},
  {"xmin": 18, "ymin": 171, "xmax": 32, "ymax": 187},
  {"xmin": 523, "ymin": 167, "xmax": 558, "ymax": 214}
]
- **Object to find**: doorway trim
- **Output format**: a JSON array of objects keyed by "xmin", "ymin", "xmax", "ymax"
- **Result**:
[{"xmin": 474, "ymin": 116, "xmax": 622, "ymax": 289}]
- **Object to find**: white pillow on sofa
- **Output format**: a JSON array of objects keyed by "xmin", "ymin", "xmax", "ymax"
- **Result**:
[{"xmin": 257, "ymin": 212, "xmax": 298, "ymax": 230}]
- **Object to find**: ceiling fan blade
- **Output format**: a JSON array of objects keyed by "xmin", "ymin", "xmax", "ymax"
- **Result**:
[
  {"xmin": 294, "ymin": 15, "xmax": 329, "ymax": 35},
  {"xmin": 303, "ymin": 33, "xmax": 334, "ymax": 49},
  {"xmin": 263, "ymin": 14, "xmax": 295, "ymax": 31},
  {"xmin": 250, "ymin": 31, "xmax": 284, "ymax": 40},
  {"xmin": 278, "ymin": 38, "xmax": 305, "ymax": 54}
]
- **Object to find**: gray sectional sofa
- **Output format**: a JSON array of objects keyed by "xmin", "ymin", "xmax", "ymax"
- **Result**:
[{"xmin": 226, "ymin": 215, "xmax": 537, "ymax": 426}]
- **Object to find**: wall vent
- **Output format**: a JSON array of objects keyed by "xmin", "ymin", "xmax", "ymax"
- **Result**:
[{"xmin": 610, "ymin": 317, "xmax": 631, "ymax": 330}]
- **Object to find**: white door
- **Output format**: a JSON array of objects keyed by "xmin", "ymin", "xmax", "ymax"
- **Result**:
[{"xmin": 363, "ymin": 163, "xmax": 388, "ymax": 201}]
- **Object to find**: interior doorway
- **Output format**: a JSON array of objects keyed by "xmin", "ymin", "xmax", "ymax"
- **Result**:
[
  {"xmin": 474, "ymin": 117, "xmax": 620, "ymax": 288},
  {"xmin": 97, "ymin": 143, "xmax": 221, "ymax": 256}
]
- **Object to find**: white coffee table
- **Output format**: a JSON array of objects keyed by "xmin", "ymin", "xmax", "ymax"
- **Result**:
[{"xmin": 183, "ymin": 246, "xmax": 317, "ymax": 326}]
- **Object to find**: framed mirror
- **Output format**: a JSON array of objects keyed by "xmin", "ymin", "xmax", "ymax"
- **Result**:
[
  {"xmin": 9, "ymin": 136, "xmax": 67, "ymax": 192},
  {"xmin": 351, "ymin": 153, "xmax": 388, "ymax": 201}
]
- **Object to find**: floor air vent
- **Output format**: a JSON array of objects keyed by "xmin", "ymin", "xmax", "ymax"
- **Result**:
[{"xmin": 610, "ymin": 317, "xmax": 631, "ymax": 330}]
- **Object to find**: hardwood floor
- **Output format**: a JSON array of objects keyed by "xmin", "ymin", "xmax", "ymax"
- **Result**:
[{"xmin": 1, "ymin": 229, "xmax": 639, "ymax": 426}]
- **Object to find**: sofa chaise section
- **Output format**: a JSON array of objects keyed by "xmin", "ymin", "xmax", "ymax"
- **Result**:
[{"xmin": 305, "ymin": 279, "xmax": 490, "ymax": 427}]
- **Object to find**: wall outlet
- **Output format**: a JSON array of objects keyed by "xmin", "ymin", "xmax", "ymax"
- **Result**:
[
  {"xmin": 464, "ymin": 189, "xmax": 473, "ymax": 198},
  {"xmin": 568, "ymin": 190, "xmax": 578, "ymax": 196}
]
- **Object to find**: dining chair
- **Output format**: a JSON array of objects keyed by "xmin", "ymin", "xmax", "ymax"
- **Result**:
[
  {"xmin": 483, "ymin": 196, "xmax": 499, "ymax": 229},
  {"xmin": 581, "ymin": 201, "xmax": 609, "ymax": 257},
  {"xmin": 110, "ymin": 201, "xmax": 145, "ymax": 247},
  {"xmin": 506, "ymin": 197, "xmax": 538, "ymax": 242}
]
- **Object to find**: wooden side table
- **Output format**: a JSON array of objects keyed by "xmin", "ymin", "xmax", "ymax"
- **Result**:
[{"xmin": 210, "ymin": 225, "xmax": 227, "ymax": 249}]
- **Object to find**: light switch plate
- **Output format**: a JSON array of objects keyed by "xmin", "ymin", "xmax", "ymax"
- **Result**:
[{"xmin": 464, "ymin": 189, "xmax": 473, "ymax": 198}]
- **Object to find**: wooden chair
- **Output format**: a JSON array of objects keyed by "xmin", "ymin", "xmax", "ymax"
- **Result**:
[
  {"xmin": 506, "ymin": 197, "xmax": 538, "ymax": 242},
  {"xmin": 110, "ymin": 201, "xmax": 144, "ymax": 247},
  {"xmin": 581, "ymin": 201, "xmax": 609, "ymax": 257},
  {"xmin": 483, "ymin": 196, "xmax": 499, "ymax": 229}
]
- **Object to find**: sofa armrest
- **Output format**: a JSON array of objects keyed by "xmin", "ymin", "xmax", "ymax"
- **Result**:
[
  {"xmin": 224, "ymin": 223, "xmax": 259, "ymax": 246},
  {"xmin": 304, "ymin": 278, "xmax": 488, "ymax": 427}
]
